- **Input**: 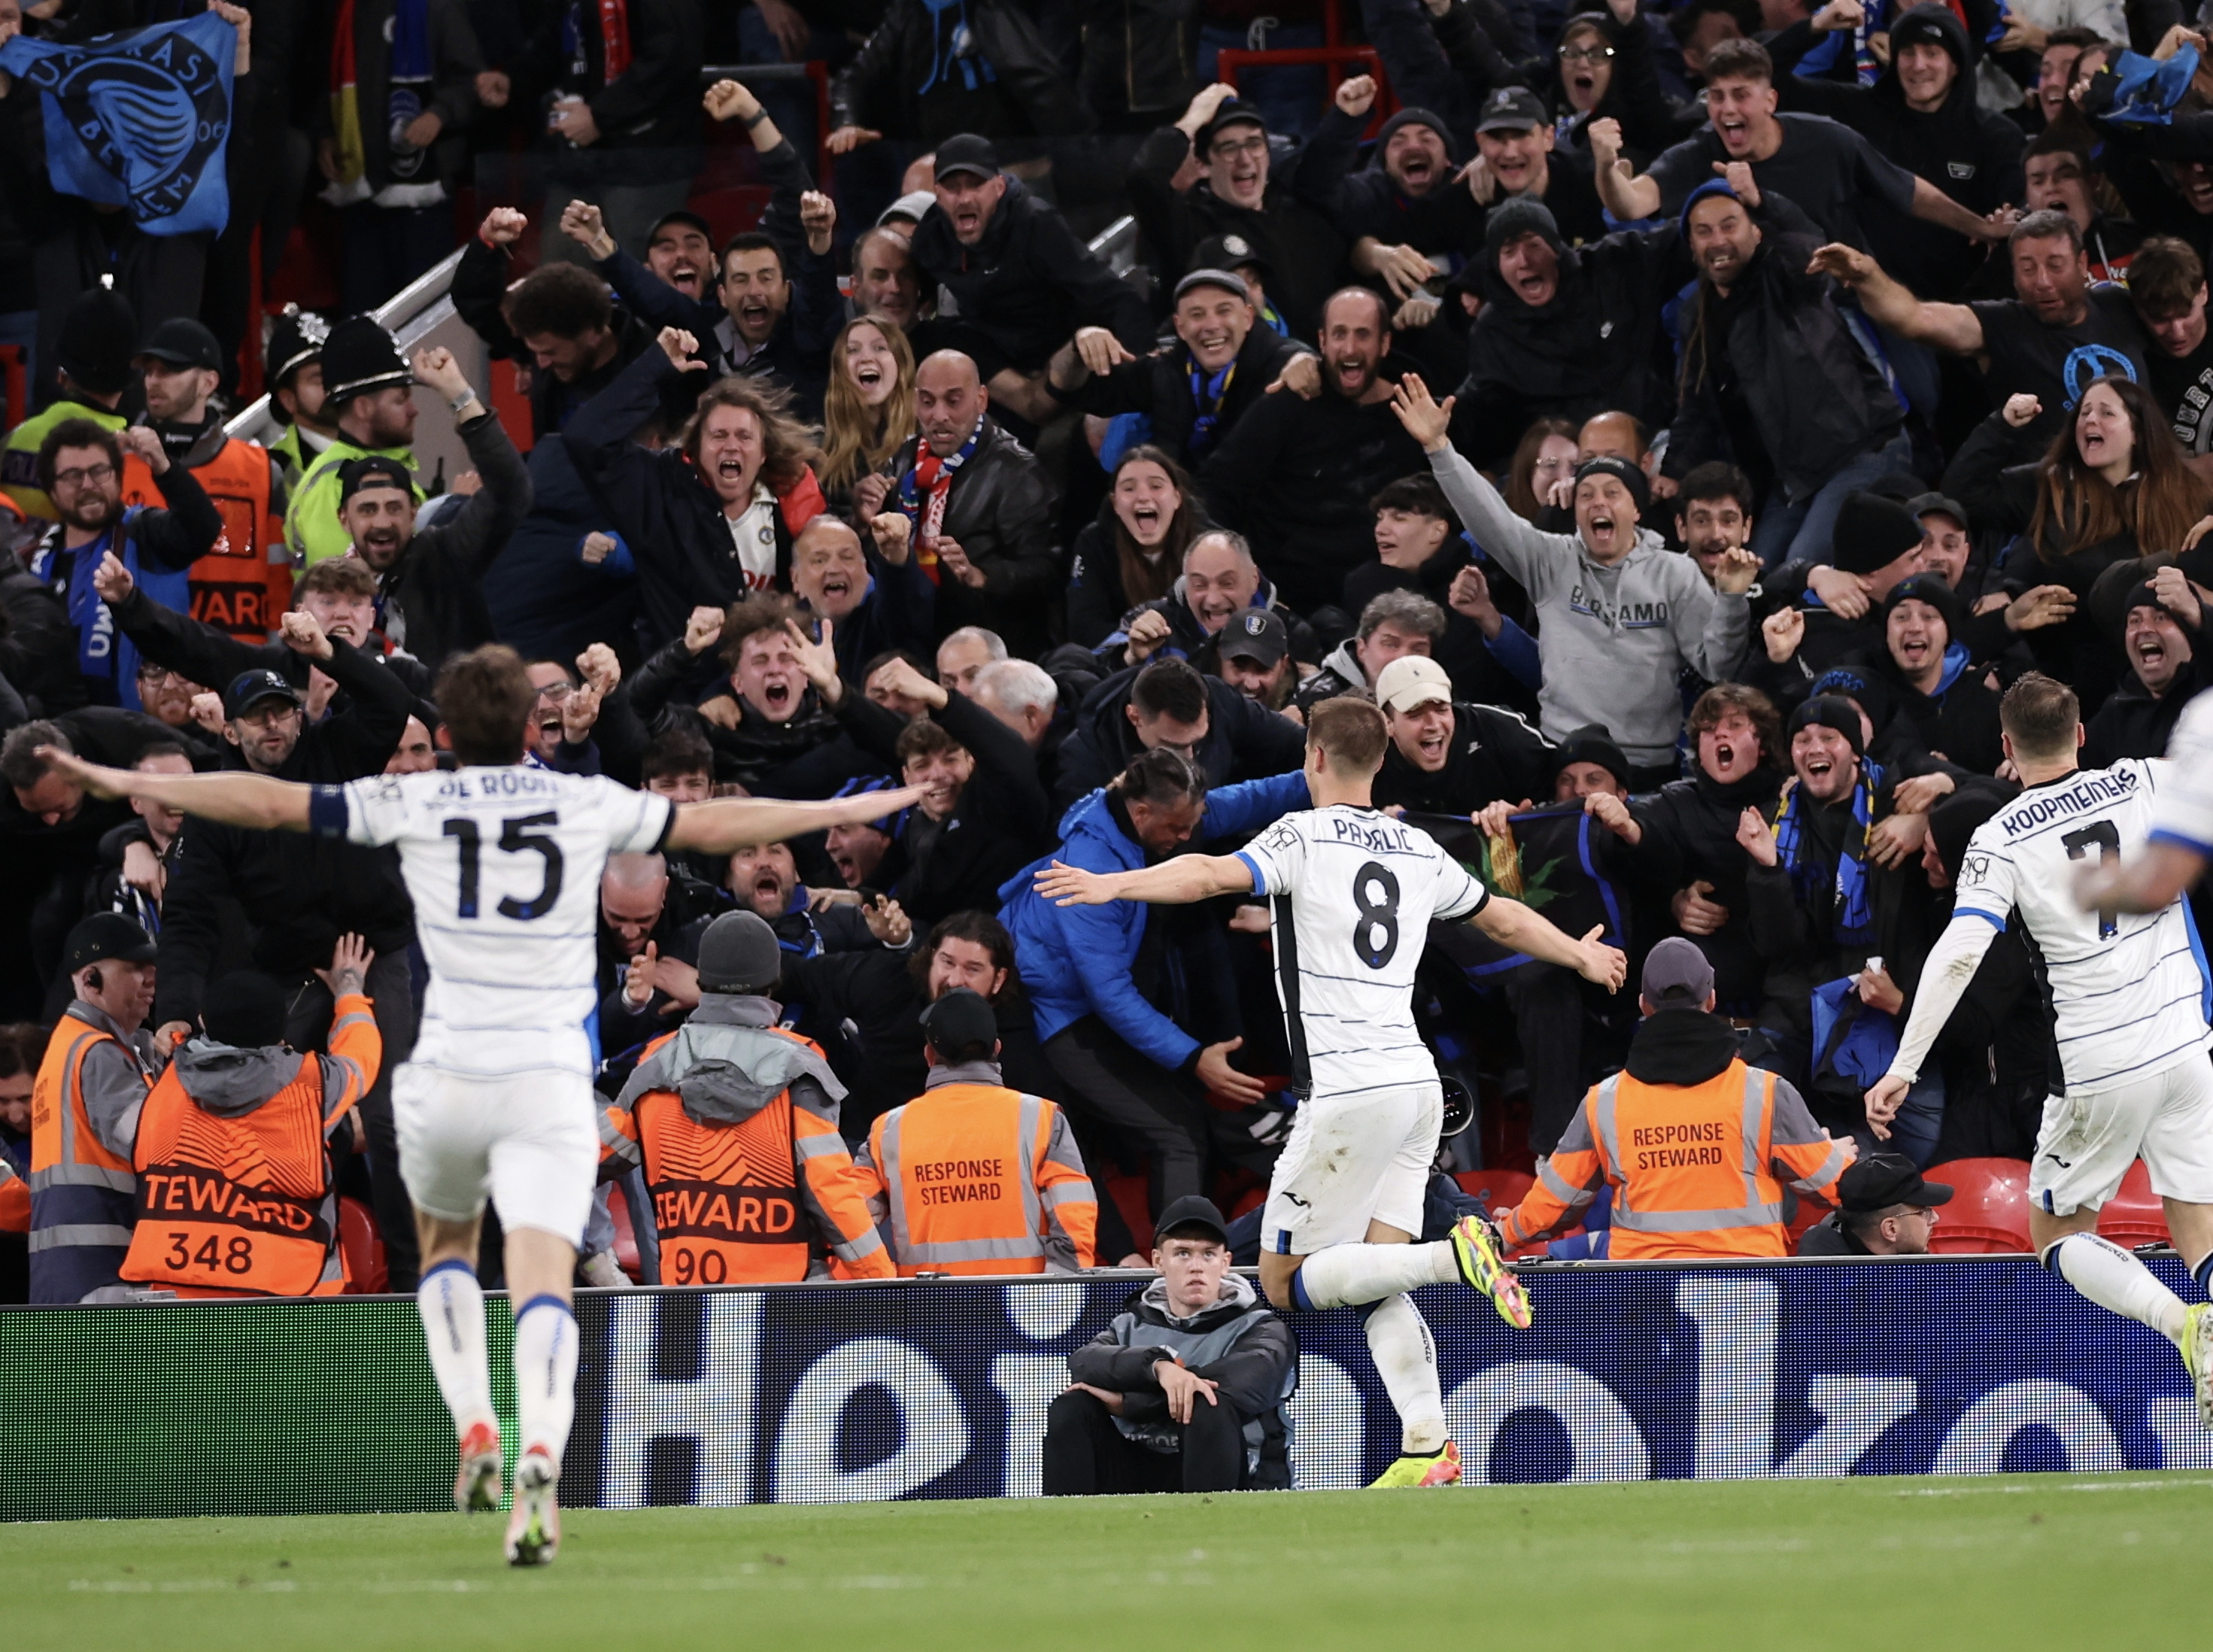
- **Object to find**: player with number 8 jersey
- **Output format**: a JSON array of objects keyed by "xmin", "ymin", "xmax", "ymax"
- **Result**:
[
  {"xmin": 1035, "ymin": 699, "xmax": 1627, "ymax": 1487},
  {"xmin": 26, "ymin": 645, "xmax": 927, "ymax": 1566}
]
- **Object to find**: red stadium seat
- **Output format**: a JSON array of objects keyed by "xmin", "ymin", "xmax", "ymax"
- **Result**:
[
  {"xmin": 1923, "ymin": 1158, "xmax": 2032, "ymax": 1253},
  {"xmin": 606, "ymin": 1182, "xmax": 644, "ymax": 1283},
  {"xmin": 1455, "ymin": 1168, "xmax": 1534, "ymax": 1210},
  {"xmin": 337, "ymin": 1196, "xmax": 388, "ymax": 1295},
  {"xmin": 2097, "ymin": 1160, "xmax": 2172, "ymax": 1249}
]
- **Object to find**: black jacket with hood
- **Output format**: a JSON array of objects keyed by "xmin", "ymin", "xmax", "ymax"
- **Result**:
[
  {"xmin": 1766, "ymin": 5, "xmax": 2024, "ymax": 302},
  {"xmin": 1064, "ymin": 322, "xmax": 1306, "ymax": 475},
  {"xmin": 1052, "ymin": 663, "xmax": 1307, "ymax": 813},
  {"xmin": 884, "ymin": 419, "xmax": 1061, "ymax": 659},
  {"xmin": 832, "ymin": 0, "xmax": 1093, "ymax": 144},
  {"xmin": 1455, "ymin": 212, "xmax": 1684, "ymax": 469},
  {"xmin": 1067, "ymin": 1272, "xmax": 1296, "ymax": 1490}
]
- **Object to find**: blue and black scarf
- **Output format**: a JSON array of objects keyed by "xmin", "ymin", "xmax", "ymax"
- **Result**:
[
  {"xmin": 1185, "ymin": 357, "xmax": 1235, "ymax": 457},
  {"xmin": 1771, "ymin": 758, "xmax": 1884, "ymax": 946}
]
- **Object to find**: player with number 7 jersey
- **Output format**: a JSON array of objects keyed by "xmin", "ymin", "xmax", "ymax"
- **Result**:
[
  {"xmin": 1034, "ymin": 699, "xmax": 1626, "ymax": 1488},
  {"xmin": 29, "ymin": 645, "xmax": 927, "ymax": 1566}
]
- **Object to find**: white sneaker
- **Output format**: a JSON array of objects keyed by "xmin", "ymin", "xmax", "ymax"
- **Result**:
[
  {"xmin": 578, "ymin": 1250, "xmax": 627, "ymax": 1289},
  {"xmin": 504, "ymin": 1449, "xmax": 560, "ymax": 1566}
]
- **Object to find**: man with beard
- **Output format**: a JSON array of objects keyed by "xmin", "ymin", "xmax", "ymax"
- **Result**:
[
  {"xmin": 89, "ymin": 742, "xmax": 198, "ymax": 936},
  {"xmin": 290, "ymin": 320, "xmax": 430, "ymax": 568},
  {"xmin": 26, "ymin": 421, "xmax": 223, "ymax": 712},
  {"xmin": 1400, "ymin": 376, "xmax": 1757, "ymax": 787},
  {"xmin": 1295, "ymin": 590, "xmax": 1446, "ymax": 713},
  {"xmin": 454, "ymin": 211, "xmax": 655, "ymax": 442},
  {"xmin": 131, "ymin": 318, "xmax": 292, "ymax": 646},
  {"xmin": 1052, "ymin": 655, "xmax": 1307, "ymax": 812},
  {"xmin": 1674, "ymin": 463, "xmax": 1758, "ymax": 586},
  {"xmin": 1199, "ymin": 289, "xmax": 1429, "ymax": 616},
  {"xmin": 848, "ymin": 226, "xmax": 924, "ymax": 334},
  {"xmin": 1881, "ymin": 573, "xmax": 2005, "ymax": 774},
  {"xmin": 1763, "ymin": 3, "xmax": 2024, "ymax": 303},
  {"xmin": 1128, "ymin": 87, "xmax": 1347, "ymax": 342},
  {"xmin": 1739, "ymin": 696, "xmax": 1938, "ymax": 1129},
  {"xmin": 885, "ymin": 350, "xmax": 1061, "ymax": 659},
  {"xmin": 263, "ymin": 309, "xmax": 338, "ymax": 487},
  {"xmin": 2083, "ymin": 572, "xmax": 2208, "ymax": 766},
  {"xmin": 1450, "ymin": 196, "xmax": 1680, "ymax": 470},
  {"xmin": 1811, "ymin": 211, "xmax": 2153, "ymax": 448},
  {"xmin": 723, "ymin": 840, "xmax": 900, "ymax": 962},
  {"xmin": 1047, "ymin": 269, "xmax": 1305, "ymax": 472},
  {"xmin": 1666, "ymin": 177, "xmax": 1911, "ymax": 569}
]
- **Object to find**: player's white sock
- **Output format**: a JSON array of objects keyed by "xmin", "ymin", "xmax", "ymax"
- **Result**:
[
  {"xmin": 512, "ymin": 1295, "xmax": 580, "ymax": 1469},
  {"xmin": 2047, "ymin": 1232, "xmax": 2187, "ymax": 1344},
  {"xmin": 1292, "ymin": 1241, "xmax": 1459, "ymax": 1310},
  {"xmin": 1365, "ymin": 1293, "xmax": 1449, "ymax": 1456},
  {"xmin": 416, "ymin": 1260, "xmax": 496, "ymax": 1440}
]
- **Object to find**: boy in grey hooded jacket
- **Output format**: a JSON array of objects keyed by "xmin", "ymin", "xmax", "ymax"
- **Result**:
[{"xmin": 1392, "ymin": 377, "xmax": 1759, "ymax": 779}]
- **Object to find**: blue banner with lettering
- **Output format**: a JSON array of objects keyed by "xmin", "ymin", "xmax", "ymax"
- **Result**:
[{"xmin": 0, "ymin": 13, "xmax": 237, "ymax": 235}]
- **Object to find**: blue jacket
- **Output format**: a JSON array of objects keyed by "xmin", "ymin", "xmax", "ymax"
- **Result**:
[{"xmin": 999, "ymin": 769, "xmax": 1309, "ymax": 1070}]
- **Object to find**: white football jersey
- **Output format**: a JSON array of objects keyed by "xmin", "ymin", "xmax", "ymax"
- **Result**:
[
  {"xmin": 1235, "ymin": 805, "xmax": 1487, "ymax": 1101},
  {"xmin": 1950, "ymin": 758, "xmax": 2212, "ymax": 1094},
  {"xmin": 2154, "ymin": 686, "xmax": 2213, "ymax": 853},
  {"xmin": 311, "ymin": 767, "xmax": 674, "ymax": 1078}
]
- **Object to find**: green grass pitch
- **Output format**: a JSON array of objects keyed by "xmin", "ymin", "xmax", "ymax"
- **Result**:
[{"xmin": 11, "ymin": 1473, "xmax": 2208, "ymax": 1651}]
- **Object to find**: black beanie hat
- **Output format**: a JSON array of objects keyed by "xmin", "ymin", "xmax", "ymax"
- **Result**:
[
  {"xmin": 1790, "ymin": 694, "xmax": 1867, "ymax": 758},
  {"xmin": 1548, "ymin": 723, "xmax": 1632, "ymax": 791},
  {"xmin": 200, "ymin": 971, "xmax": 290, "ymax": 1050},
  {"xmin": 1830, "ymin": 490, "xmax": 1925, "ymax": 577},
  {"xmin": 1810, "ymin": 666, "xmax": 1892, "ymax": 736},
  {"xmin": 1573, "ymin": 454, "xmax": 1650, "ymax": 518},
  {"xmin": 1376, "ymin": 106, "xmax": 1459, "ymax": 166},
  {"xmin": 57, "ymin": 283, "xmax": 139, "ymax": 398},
  {"xmin": 1883, "ymin": 572, "xmax": 1963, "ymax": 641},
  {"xmin": 1485, "ymin": 196, "xmax": 1564, "ymax": 258}
]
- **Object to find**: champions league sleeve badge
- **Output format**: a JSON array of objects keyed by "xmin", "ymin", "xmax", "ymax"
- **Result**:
[{"xmin": 0, "ymin": 11, "xmax": 237, "ymax": 237}]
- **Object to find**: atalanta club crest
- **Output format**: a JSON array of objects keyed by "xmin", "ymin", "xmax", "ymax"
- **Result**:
[{"xmin": 0, "ymin": 13, "xmax": 236, "ymax": 235}]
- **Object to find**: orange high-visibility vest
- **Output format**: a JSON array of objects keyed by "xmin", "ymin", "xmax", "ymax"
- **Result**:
[
  {"xmin": 0, "ymin": 1157, "xmax": 27, "ymax": 1235},
  {"xmin": 29, "ymin": 1011, "xmax": 147, "ymax": 1301},
  {"xmin": 1501, "ymin": 1058, "xmax": 1853, "ymax": 1261},
  {"xmin": 120, "ymin": 992, "xmax": 378, "ymax": 1298},
  {"xmin": 861, "ymin": 1082, "xmax": 1098, "ymax": 1277},
  {"xmin": 179, "ymin": 438, "xmax": 290, "ymax": 642},
  {"xmin": 602, "ymin": 1025, "xmax": 892, "ymax": 1285}
]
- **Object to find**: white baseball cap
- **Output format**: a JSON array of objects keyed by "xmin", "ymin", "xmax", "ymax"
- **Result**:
[{"xmin": 1374, "ymin": 654, "xmax": 1454, "ymax": 715}]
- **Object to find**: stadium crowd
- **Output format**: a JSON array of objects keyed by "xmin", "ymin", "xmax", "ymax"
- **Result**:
[{"xmin": 5, "ymin": 0, "xmax": 2213, "ymax": 1345}]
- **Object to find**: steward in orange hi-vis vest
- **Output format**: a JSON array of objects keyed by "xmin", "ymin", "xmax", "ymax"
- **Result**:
[
  {"xmin": 1497, "ymin": 992, "xmax": 1853, "ymax": 1262},
  {"xmin": 121, "ymin": 987, "xmax": 380, "ymax": 1298},
  {"xmin": 600, "ymin": 996, "xmax": 892, "ymax": 1285},
  {"xmin": 121, "ymin": 420, "xmax": 292, "ymax": 643}
]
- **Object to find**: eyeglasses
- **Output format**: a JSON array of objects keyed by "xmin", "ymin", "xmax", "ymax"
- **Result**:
[
  {"xmin": 533, "ymin": 681, "xmax": 573, "ymax": 703},
  {"xmin": 1210, "ymin": 135, "xmax": 1269, "ymax": 161},
  {"xmin": 52, "ymin": 462, "xmax": 116, "ymax": 490},
  {"xmin": 135, "ymin": 665, "xmax": 190, "ymax": 688},
  {"xmin": 1559, "ymin": 43, "xmax": 1614, "ymax": 63}
]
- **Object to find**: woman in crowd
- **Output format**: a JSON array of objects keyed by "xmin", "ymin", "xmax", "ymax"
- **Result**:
[
  {"xmin": 1064, "ymin": 446, "xmax": 1207, "ymax": 648},
  {"xmin": 1946, "ymin": 374, "xmax": 2211, "ymax": 712},
  {"xmin": 1503, "ymin": 416, "xmax": 1580, "ymax": 524},
  {"xmin": 818, "ymin": 314, "xmax": 918, "ymax": 519}
]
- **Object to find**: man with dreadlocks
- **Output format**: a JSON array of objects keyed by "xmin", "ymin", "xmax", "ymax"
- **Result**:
[{"xmin": 1656, "ymin": 166, "xmax": 1912, "ymax": 571}]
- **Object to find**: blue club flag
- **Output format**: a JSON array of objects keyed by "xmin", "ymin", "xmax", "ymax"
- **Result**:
[{"xmin": 0, "ymin": 11, "xmax": 237, "ymax": 236}]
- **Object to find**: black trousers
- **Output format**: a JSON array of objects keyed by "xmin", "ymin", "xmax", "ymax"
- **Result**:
[
  {"xmin": 284, "ymin": 951, "xmax": 420, "ymax": 1291},
  {"xmin": 1044, "ymin": 1018, "xmax": 1276, "ymax": 1225},
  {"xmin": 1504, "ymin": 961, "xmax": 1589, "ymax": 1157},
  {"xmin": 1040, "ymin": 1389, "xmax": 1246, "ymax": 1496}
]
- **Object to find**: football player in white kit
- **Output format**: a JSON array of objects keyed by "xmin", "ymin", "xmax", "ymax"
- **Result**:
[
  {"xmin": 1037, "ymin": 698, "xmax": 1627, "ymax": 1487},
  {"xmin": 1867, "ymin": 675, "xmax": 2213, "ymax": 1423},
  {"xmin": 35, "ymin": 645, "xmax": 926, "ymax": 1562}
]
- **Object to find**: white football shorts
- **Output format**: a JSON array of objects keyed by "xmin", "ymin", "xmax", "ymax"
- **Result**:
[
  {"xmin": 2029, "ymin": 1054, "xmax": 2213, "ymax": 1217},
  {"xmin": 1261, "ymin": 1083, "xmax": 1441, "ymax": 1256},
  {"xmin": 393, "ymin": 1061, "xmax": 599, "ymax": 1246}
]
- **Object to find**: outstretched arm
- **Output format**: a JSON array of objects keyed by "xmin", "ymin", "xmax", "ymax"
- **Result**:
[
  {"xmin": 1865, "ymin": 911, "xmax": 1999, "ymax": 1135},
  {"xmin": 35, "ymin": 747, "xmax": 310, "ymax": 831},
  {"xmin": 1034, "ymin": 853, "xmax": 1256, "ymax": 908},
  {"xmin": 2079, "ymin": 837, "xmax": 2204, "ymax": 916},
  {"xmin": 666, "ymin": 785, "xmax": 930, "ymax": 854},
  {"xmin": 1806, "ymin": 243, "xmax": 1984, "ymax": 354},
  {"xmin": 1469, "ymin": 894, "xmax": 1627, "ymax": 989}
]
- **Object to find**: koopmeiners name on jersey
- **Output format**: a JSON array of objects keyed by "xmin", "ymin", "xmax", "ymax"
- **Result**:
[{"xmin": 1999, "ymin": 767, "xmax": 2139, "ymax": 834}]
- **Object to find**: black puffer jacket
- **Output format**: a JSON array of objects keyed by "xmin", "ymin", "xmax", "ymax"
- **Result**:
[
  {"xmin": 1630, "ymin": 764, "xmax": 1784, "ymax": 1011},
  {"xmin": 1455, "ymin": 219, "xmax": 1683, "ymax": 469},
  {"xmin": 369, "ymin": 411, "xmax": 533, "ymax": 671},
  {"xmin": 885, "ymin": 420, "xmax": 1060, "ymax": 657},
  {"xmin": 1063, "ymin": 323, "xmax": 1305, "ymax": 474},
  {"xmin": 909, "ymin": 180, "xmax": 1153, "ymax": 375},
  {"xmin": 449, "ymin": 238, "xmax": 661, "ymax": 441},
  {"xmin": 624, "ymin": 637, "xmax": 844, "ymax": 793},
  {"xmin": 832, "ymin": 0, "xmax": 1092, "ymax": 144}
]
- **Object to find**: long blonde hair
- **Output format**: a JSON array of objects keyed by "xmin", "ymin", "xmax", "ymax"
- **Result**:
[{"xmin": 818, "ymin": 314, "xmax": 918, "ymax": 497}]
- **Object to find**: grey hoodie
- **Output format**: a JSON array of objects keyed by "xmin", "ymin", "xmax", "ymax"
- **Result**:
[
  {"xmin": 1427, "ymin": 445, "xmax": 1749, "ymax": 766},
  {"xmin": 613, "ymin": 994, "xmax": 845, "ymax": 1127},
  {"xmin": 172, "ymin": 1040, "xmax": 330, "ymax": 1119}
]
